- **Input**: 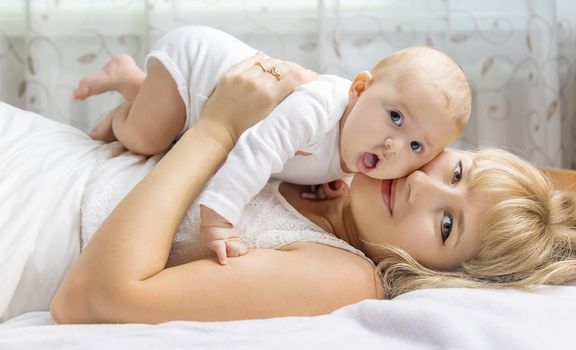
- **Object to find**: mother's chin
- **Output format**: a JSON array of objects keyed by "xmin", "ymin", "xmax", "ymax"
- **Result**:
[{"xmin": 347, "ymin": 173, "xmax": 398, "ymax": 256}]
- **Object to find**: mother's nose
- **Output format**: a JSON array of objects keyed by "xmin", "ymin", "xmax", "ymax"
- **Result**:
[{"xmin": 406, "ymin": 170, "xmax": 444, "ymax": 203}]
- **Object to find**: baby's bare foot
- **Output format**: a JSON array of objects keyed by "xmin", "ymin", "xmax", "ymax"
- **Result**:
[
  {"xmin": 73, "ymin": 54, "xmax": 144, "ymax": 101},
  {"xmin": 89, "ymin": 112, "xmax": 116, "ymax": 142}
]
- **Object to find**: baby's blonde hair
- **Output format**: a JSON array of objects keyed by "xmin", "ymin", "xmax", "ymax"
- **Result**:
[
  {"xmin": 373, "ymin": 46, "xmax": 471, "ymax": 131},
  {"xmin": 376, "ymin": 148, "xmax": 576, "ymax": 298}
]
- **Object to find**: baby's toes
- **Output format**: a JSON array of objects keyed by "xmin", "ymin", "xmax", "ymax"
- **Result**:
[
  {"xmin": 89, "ymin": 126, "xmax": 107, "ymax": 141},
  {"xmin": 73, "ymin": 84, "xmax": 89, "ymax": 101}
]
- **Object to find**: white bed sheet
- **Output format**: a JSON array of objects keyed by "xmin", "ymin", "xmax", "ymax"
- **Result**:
[{"xmin": 0, "ymin": 286, "xmax": 574, "ymax": 349}]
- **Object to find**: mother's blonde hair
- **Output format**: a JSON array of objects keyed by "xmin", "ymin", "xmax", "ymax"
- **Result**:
[{"xmin": 377, "ymin": 148, "xmax": 576, "ymax": 298}]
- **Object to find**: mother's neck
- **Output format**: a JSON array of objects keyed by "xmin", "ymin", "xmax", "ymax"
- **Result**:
[{"xmin": 278, "ymin": 182, "xmax": 364, "ymax": 251}]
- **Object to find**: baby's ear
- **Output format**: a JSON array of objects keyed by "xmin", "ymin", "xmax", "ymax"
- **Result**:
[{"xmin": 349, "ymin": 71, "xmax": 373, "ymax": 97}]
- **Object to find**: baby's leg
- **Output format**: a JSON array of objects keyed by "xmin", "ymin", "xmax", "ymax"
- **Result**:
[
  {"xmin": 73, "ymin": 55, "xmax": 145, "ymax": 101},
  {"xmin": 108, "ymin": 58, "xmax": 186, "ymax": 155},
  {"xmin": 78, "ymin": 27, "xmax": 256, "ymax": 153},
  {"xmin": 89, "ymin": 101, "xmax": 131, "ymax": 142}
]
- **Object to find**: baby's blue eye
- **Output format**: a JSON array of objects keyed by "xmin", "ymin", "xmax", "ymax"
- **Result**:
[
  {"xmin": 410, "ymin": 141, "xmax": 422, "ymax": 153},
  {"xmin": 390, "ymin": 111, "xmax": 403, "ymax": 126}
]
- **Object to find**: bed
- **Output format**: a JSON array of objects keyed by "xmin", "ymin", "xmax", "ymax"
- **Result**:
[
  {"xmin": 0, "ymin": 287, "xmax": 575, "ymax": 349},
  {"xmin": 0, "ymin": 102, "xmax": 574, "ymax": 349}
]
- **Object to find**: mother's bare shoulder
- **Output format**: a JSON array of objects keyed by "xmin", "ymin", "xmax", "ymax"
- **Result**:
[{"xmin": 278, "ymin": 241, "xmax": 382, "ymax": 301}]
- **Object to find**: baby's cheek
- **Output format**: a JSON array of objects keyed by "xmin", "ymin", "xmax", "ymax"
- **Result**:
[
  {"xmin": 386, "ymin": 162, "xmax": 415, "ymax": 179},
  {"xmin": 416, "ymin": 151, "xmax": 441, "ymax": 170},
  {"xmin": 404, "ymin": 158, "xmax": 423, "ymax": 173}
]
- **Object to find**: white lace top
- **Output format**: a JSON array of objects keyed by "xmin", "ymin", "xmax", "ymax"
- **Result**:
[{"xmin": 81, "ymin": 143, "xmax": 372, "ymax": 267}]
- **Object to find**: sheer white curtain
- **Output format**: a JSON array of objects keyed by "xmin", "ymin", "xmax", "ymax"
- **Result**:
[{"xmin": 0, "ymin": 0, "xmax": 574, "ymax": 168}]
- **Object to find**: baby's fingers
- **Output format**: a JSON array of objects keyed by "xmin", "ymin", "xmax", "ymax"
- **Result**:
[
  {"xmin": 205, "ymin": 240, "xmax": 229, "ymax": 265},
  {"xmin": 300, "ymin": 181, "xmax": 346, "ymax": 201},
  {"xmin": 226, "ymin": 239, "xmax": 249, "ymax": 258},
  {"xmin": 301, "ymin": 185, "xmax": 326, "ymax": 200},
  {"xmin": 215, "ymin": 244, "xmax": 228, "ymax": 265}
]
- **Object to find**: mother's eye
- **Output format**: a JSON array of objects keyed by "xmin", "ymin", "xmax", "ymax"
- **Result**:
[
  {"xmin": 441, "ymin": 213, "xmax": 453, "ymax": 244},
  {"xmin": 451, "ymin": 160, "xmax": 463, "ymax": 184},
  {"xmin": 390, "ymin": 110, "xmax": 403, "ymax": 126}
]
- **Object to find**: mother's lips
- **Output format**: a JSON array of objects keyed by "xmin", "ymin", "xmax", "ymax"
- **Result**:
[
  {"xmin": 390, "ymin": 179, "xmax": 396, "ymax": 215},
  {"xmin": 380, "ymin": 179, "xmax": 396, "ymax": 215},
  {"xmin": 381, "ymin": 179, "xmax": 392, "ymax": 214}
]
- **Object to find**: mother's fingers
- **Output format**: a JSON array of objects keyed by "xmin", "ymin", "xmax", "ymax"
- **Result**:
[
  {"xmin": 254, "ymin": 60, "xmax": 318, "ymax": 100},
  {"xmin": 254, "ymin": 58, "xmax": 284, "ymax": 81},
  {"xmin": 244, "ymin": 58, "xmax": 320, "ymax": 108},
  {"xmin": 251, "ymin": 59, "xmax": 315, "ymax": 80},
  {"xmin": 229, "ymin": 55, "xmax": 320, "ymax": 103},
  {"xmin": 201, "ymin": 53, "xmax": 319, "ymax": 140},
  {"xmin": 225, "ymin": 51, "xmax": 266, "ymax": 76},
  {"xmin": 273, "ymin": 66, "xmax": 318, "ymax": 100},
  {"xmin": 245, "ymin": 58, "xmax": 283, "ymax": 79}
]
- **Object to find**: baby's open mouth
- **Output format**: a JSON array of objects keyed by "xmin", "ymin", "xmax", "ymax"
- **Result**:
[{"xmin": 357, "ymin": 152, "xmax": 379, "ymax": 173}]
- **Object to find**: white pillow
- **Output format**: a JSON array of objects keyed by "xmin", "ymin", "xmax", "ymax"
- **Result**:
[{"xmin": 0, "ymin": 102, "xmax": 108, "ymax": 321}]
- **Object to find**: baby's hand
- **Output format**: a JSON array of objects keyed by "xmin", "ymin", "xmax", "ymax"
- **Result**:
[
  {"xmin": 200, "ymin": 206, "xmax": 248, "ymax": 265},
  {"xmin": 300, "ymin": 180, "xmax": 346, "ymax": 200}
]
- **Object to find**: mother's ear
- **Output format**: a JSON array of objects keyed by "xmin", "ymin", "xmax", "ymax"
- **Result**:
[{"xmin": 349, "ymin": 71, "xmax": 373, "ymax": 101}]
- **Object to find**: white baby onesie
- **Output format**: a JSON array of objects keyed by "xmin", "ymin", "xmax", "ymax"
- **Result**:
[{"xmin": 146, "ymin": 26, "xmax": 351, "ymax": 224}]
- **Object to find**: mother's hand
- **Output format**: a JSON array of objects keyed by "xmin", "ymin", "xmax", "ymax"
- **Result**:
[{"xmin": 199, "ymin": 53, "xmax": 318, "ymax": 147}]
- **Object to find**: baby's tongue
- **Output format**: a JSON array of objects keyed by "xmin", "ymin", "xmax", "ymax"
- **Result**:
[{"xmin": 363, "ymin": 153, "xmax": 377, "ymax": 168}]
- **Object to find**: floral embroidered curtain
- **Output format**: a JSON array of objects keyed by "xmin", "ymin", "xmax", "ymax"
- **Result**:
[{"xmin": 0, "ymin": 0, "xmax": 574, "ymax": 168}]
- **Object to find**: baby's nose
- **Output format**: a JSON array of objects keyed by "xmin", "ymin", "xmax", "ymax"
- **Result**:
[
  {"xmin": 384, "ymin": 137, "xmax": 405, "ymax": 154},
  {"xmin": 375, "ymin": 144, "xmax": 391, "ymax": 159}
]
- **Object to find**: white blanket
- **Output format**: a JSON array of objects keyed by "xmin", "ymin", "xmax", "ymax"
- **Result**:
[{"xmin": 0, "ymin": 286, "xmax": 574, "ymax": 349}]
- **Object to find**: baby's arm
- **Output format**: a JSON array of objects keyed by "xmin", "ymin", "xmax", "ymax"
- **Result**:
[
  {"xmin": 200, "ymin": 205, "xmax": 247, "ymax": 265},
  {"xmin": 198, "ymin": 87, "xmax": 328, "ymax": 259}
]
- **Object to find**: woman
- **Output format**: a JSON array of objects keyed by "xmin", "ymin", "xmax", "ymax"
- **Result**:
[
  {"xmin": 2, "ymin": 55, "xmax": 574, "ymax": 324},
  {"xmin": 50, "ymin": 51, "xmax": 576, "ymax": 323}
]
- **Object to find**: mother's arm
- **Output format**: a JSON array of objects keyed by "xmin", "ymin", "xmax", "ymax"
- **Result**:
[{"xmin": 51, "ymin": 56, "xmax": 378, "ymax": 324}]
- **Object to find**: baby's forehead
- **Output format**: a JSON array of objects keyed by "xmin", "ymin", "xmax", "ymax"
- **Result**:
[
  {"xmin": 374, "ymin": 66, "xmax": 463, "ymax": 110},
  {"xmin": 390, "ymin": 74, "xmax": 446, "ymax": 106},
  {"xmin": 417, "ymin": 108, "xmax": 461, "ymax": 145}
]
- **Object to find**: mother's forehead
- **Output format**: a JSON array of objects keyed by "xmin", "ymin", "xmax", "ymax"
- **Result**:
[
  {"xmin": 417, "ymin": 148, "xmax": 473, "ymax": 172},
  {"xmin": 439, "ymin": 148, "xmax": 472, "ymax": 158}
]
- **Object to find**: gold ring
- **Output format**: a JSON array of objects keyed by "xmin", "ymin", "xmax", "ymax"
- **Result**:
[
  {"xmin": 267, "ymin": 66, "xmax": 281, "ymax": 81},
  {"xmin": 254, "ymin": 61, "xmax": 267, "ymax": 72}
]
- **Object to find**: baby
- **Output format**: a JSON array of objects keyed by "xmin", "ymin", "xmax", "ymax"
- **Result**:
[{"xmin": 74, "ymin": 26, "xmax": 471, "ymax": 265}]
